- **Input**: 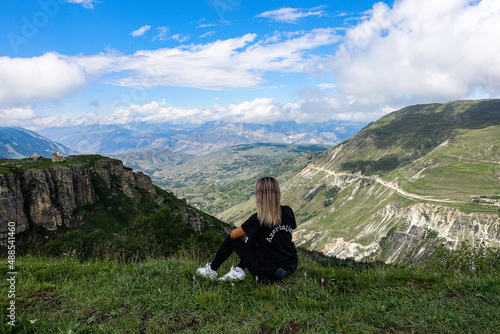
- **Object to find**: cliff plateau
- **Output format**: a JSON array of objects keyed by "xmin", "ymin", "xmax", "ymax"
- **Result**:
[{"xmin": 0, "ymin": 156, "xmax": 166, "ymax": 243}]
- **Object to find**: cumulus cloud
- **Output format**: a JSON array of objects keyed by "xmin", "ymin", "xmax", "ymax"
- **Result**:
[
  {"xmin": 15, "ymin": 93, "xmax": 389, "ymax": 130},
  {"xmin": 99, "ymin": 98, "xmax": 291, "ymax": 125},
  {"xmin": 0, "ymin": 106, "xmax": 37, "ymax": 126},
  {"xmin": 69, "ymin": 28, "xmax": 339, "ymax": 89},
  {"xmin": 67, "ymin": 0, "xmax": 97, "ymax": 9},
  {"xmin": 0, "ymin": 53, "xmax": 86, "ymax": 109},
  {"xmin": 71, "ymin": 96, "xmax": 381, "ymax": 126},
  {"xmin": 257, "ymin": 7, "xmax": 325, "ymax": 23},
  {"xmin": 131, "ymin": 25, "xmax": 151, "ymax": 37},
  {"xmin": 330, "ymin": 0, "xmax": 500, "ymax": 106}
]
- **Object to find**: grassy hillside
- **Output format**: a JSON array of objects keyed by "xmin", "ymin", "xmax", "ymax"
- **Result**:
[
  {"xmin": 1, "ymin": 244, "xmax": 498, "ymax": 333},
  {"xmin": 318, "ymin": 99, "xmax": 500, "ymax": 179},
  {"xmin": 388, "ymin": 124, "xmax": 500, "ymax": 201}
]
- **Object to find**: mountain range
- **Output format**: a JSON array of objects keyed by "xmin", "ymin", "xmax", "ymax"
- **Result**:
[{"xmin": 38, "ymin": 120, "xmax": 365, "ymax": 156}]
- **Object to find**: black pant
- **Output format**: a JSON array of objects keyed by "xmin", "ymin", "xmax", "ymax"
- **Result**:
[{"xmin": 210, "ymin": 235, "xmax": 279, "ymax": 282}]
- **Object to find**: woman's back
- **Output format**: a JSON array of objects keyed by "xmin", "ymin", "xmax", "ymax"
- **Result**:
[{"xmin": 241, "ymin": 205, "xmax": 297, "ymax": 274}]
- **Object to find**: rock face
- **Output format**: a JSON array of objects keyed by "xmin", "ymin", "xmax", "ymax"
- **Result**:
[
  {"xmin": 294, "ymin": 201, "xmax": 500, "ymax": 264},
  {"xmin": 0, "ymin": 173, "xmax": 29, "ymax": 238},
  {"xmin": 22, "ymin": 165, "xmax": 97, "ymax": 230},
  {"xmin": 286, "ymin": 166, "xmax": 500, "ymax": 264},
  {"xmin": 0, "ymin": 159, "xmax": 165, "ymax": 243}
]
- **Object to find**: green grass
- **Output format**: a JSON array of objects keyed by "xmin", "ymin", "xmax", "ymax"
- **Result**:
[
  {"xmin": 0, "ymin": 155, "xmax": 114, "ymax": 174},
  {"xmin": 403, "ymin": 163, "xmax": 499, "ymax": 199},
  {"xmin": 1, "ymin": 246, "xmax": 499, "ymax": 334},
  {"xmin": 454, "ymin": 203, "xmax": 499, "ymax": 215}
]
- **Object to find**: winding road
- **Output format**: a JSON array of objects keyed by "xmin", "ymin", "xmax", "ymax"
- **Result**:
[{"xmin": 307, "ymin": 165, "xmax": 478, "ymax": 205}]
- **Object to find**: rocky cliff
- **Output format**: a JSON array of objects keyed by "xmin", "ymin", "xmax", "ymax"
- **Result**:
[
  {"xmin": 0, "ymin": 156, "xmax": 166, "ymax": 243},
  {"xmin": 292, "ymin": 169, "xmax": 500, "ymax": 264}
]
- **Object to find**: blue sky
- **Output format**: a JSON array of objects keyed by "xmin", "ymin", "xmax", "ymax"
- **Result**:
[{"xmin": 1, "ymin": 0, "xmax": 499, "ymax": 128}]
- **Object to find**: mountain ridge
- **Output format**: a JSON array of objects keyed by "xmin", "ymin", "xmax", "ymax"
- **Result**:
[{"xmin": 0, "ymin": 127, "xmax": 75, "ymax": 159}]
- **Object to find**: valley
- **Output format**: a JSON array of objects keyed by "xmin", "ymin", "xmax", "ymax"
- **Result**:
[{"xmin": 152, "ymin": 143, "xmax": 328, "ymax": 215}]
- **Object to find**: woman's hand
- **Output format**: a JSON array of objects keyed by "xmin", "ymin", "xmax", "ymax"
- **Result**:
[{"xmin": 230, "ymin": 226, "xmax": 245, "ymax": 239}]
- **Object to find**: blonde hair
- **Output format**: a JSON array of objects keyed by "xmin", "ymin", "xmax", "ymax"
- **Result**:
[{"xmin": 255, "ymin": 177, "xmax": 282, "ymax": 227}]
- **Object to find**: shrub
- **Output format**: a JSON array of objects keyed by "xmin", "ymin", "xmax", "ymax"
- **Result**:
[
  {"xmin": 431, "ymin": 241, "xmax": 500, "ymax": 274},
  {"xmin": 44, "ymin": 229, "xmax": 111, "ymax": 260}
]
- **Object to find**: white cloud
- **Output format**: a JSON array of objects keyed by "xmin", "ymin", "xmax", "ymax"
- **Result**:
[
  {"xmin": 14, "ymin": 92, "xmax": 391, "ymax": 130},
  {"xmin": 200, "ymin": 31, "xmax": 215, "ymax": 38},
  {"xmin": 67, "ymin": 0, "xmax": 97, "ymax": 9},
  {"xmin": 96, "ymin": 98, "xmax": 289, "ymax": 125},
  {"xmin": 153, "ymin": 27, "xmax": 169, "ymax": 41},
  {"xmin": 330, "ymin": 0, "xmax": 500, "ymax": 106},
  {"xmin": 152, "ymin": 27, "xmax": 190, "ymax": 43},
  {"xmin": 257, "ymin": 7, "xmax": 325, "ymax": 23},
  {"xmin": 317, "ymin": 83, "xmax": 337, "ymax": 89},
  {"xmin": 131, "ymin": 25, "xmax": 151, "ymax": 37},
  {"xmin": 69, "ymin": 28, "xmax": 339, "ymax": 90},
  {"xmin": 0, "ymin": 53, "xmax": 86, "ymax": 109},
  {"xmin": 197, "ymin": 23, "xmax": 217, "ymax": 29},
  {"xmin": 0, "ymin": 106, "xmax": 37, "ymax": 126},
  {"xmin": 73, "ymin": 95, "xmax": 384, "ymax": 126},
  {"xmin": 170, "ymin": 33, "xmax": 190, "ymax": 43}
]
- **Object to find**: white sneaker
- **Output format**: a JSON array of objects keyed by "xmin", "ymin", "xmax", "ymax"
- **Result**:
[
  {"xmin": 219, "ymin": 266, "xmax": 246, "ymax": 281},
  {"xmin": 196, "ymin": 263, "xmax": 218, "ymax": 280}
]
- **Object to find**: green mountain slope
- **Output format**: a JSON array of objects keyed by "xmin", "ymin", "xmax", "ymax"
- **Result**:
[
  {"xmin": 318, "ymin": 99, "xmax": 500, "ymax": 176},
  {"xmin": 221, "ymin": 100, "xmax": 500, "ymax": 264}
]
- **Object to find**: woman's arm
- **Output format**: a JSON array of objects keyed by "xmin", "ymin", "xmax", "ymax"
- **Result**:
[{"xmin": 230, "ymin": 226, "xmax": 246, "ymax": 239}]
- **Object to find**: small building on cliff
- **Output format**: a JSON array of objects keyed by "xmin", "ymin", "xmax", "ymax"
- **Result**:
[{"xmin": 52, "ymin": 152, "xmax": 64, "ymax": 162}]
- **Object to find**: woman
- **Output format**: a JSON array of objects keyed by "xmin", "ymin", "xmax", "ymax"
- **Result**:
[{"xmin": 196, "ymin": 177, "xmax": 297, "ymax": 282}]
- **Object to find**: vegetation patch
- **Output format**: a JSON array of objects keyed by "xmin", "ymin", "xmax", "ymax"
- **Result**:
[{"xmin": 340, "ymin": 154, "xmax": 414, "ymax": 176}]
